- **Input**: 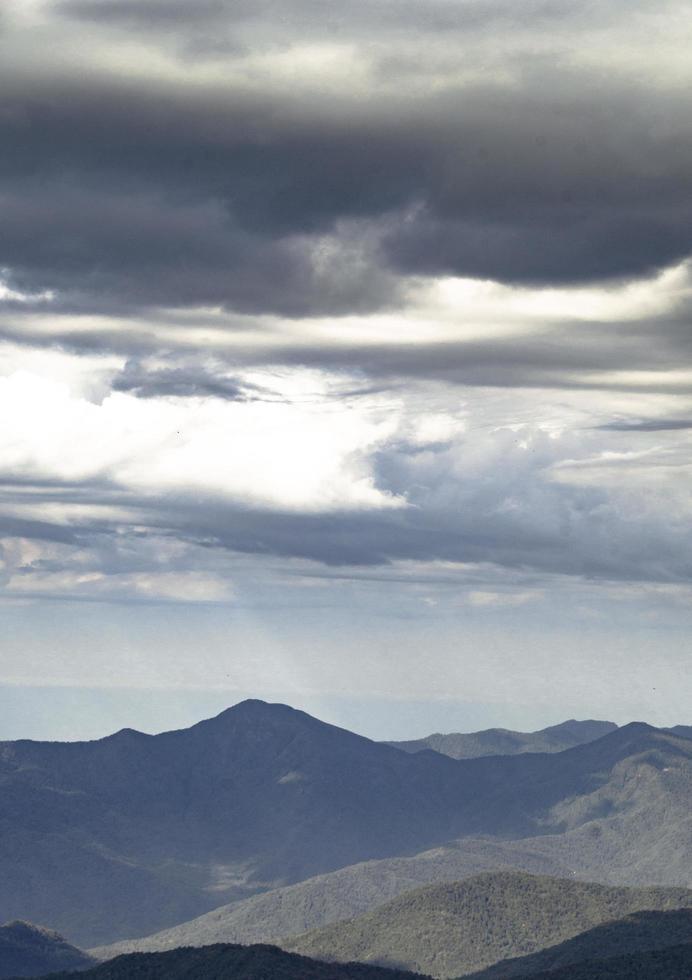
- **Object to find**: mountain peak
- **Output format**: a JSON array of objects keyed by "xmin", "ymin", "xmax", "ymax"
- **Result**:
[
  {"xmin": 2, "ymin": 920, "xmax": 63, "ymax": 940},
  {"xmin": 616, "ymin": 721, "xmax": 658, "ymax": 735},
  {"xmin": 204, "ymin": 699, "xmax": 312, "ymax": 727},
  {"xmin": 105, "ymin": 727, "xmax": 148, "ymax": 741},
  {"xmin": 541, "ymin": 719, "xmax": 618, "ymax": 737},
  {"xmin": 186, "ymin": 699, "xmax": 350, "ymax": 744}
]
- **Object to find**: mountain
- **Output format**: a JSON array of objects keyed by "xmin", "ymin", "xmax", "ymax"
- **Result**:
[
  {"xmin": 2, "ymin": 703, "xmax": 692, "ymax": 947},
  {"xmin": 465, "ymin": 908, "xmax": 692, "ymax": 979},
  {"xmin": 25, "ymin": 944, "xmax": 427, "ymax": 980},
  {"xmin": 94, "ymin": 739, "xmax": 692, "ymax": 960},
  {"xmin": 0, "ymin": 921, "xmax": 93, "ymax": 979},
  {"xmin": 387, "ymin": 721, "xmax": 618, "ymax": 760},
  {"xmin": 91, "ymin": 844, "xmax": 580, "ymax": 958},
  {"xmin": 282, "ymin": 872, "xmax": 692, "ymax": 978},
  {"xmin": 0, "ymin": 699, "xmax": 478, "ymax": 945},
  {"xmin": 668, "ymin": 725, "xmax": 692, "ymax": 741},
  {"xmin": 503, "ymin": 943, "xmax": 692, "ymax": 980}
]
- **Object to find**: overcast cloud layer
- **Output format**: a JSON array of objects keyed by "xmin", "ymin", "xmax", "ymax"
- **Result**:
[{"xmin": 1, "ymin": 0, "xmax": 692, "ymax": 732}]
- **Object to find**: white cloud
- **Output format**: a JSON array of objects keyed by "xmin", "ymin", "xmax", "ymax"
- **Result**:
[
  {"xmin": 0, "ymin": 365, "xmax": 403, "ymax": 512},
  {"xmin": 6, "ymin": 568, "xmax": 234, "ymax": 602},
  {"xmin": 465, "ymin": 590, "xmax": 544, "ymax": 607}
]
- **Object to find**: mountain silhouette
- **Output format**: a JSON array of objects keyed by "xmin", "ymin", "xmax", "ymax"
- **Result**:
[
  {"xmin": 497, "ymin": 942, "xmax": 692, "ymax": 980},
  {"xmin": 387, "ymin": 721, "xmax": 618, "ymax": 759},
  {"xmin": 11, "ymin": 943, "xmax": 427, "ymax": 980},
  {"xmin": 0, "ymin": 921, "xmax": 93, "ymax": 979}
]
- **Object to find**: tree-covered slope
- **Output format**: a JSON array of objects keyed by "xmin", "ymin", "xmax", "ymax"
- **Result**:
[
  {"xmin": 91, "ymin": 842, "xmax": 579, "ymax": 958},
  {"xmin": 283, "ymin": 873, "xmax": 692, "ymax": 978},
  {"xmin": 465, "ymin": 908, "xmax": 692, "ymax": 978}
]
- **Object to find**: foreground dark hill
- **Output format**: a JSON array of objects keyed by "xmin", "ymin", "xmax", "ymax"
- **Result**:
[
  {"xmin": 0, "ymin": 922, "xmax": 93, "ymax": 979},
  {"xmin": 506, "ymin": 943, "xmax": 692, "ymax": 980},
  {"xmin": 466, "ymin": 908, "xmax": 692, "ymax": 979},
  {"xmin": 3, "ymin": 703, "xmax": 692, "ymax": 946},
  {"xmin": 27, "ymin": 944, "xmax": 426, "ymax": 980},
  {"xmin": 283, "ymin": 872, "xmax": 692, "ymax": 978},
  {"xmin": 387, "ymin": 721, "xmax": 618, "ymax": 760}
]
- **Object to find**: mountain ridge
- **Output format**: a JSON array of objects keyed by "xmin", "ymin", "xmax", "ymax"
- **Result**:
[
  {"xmin": 386, "ymin": 721, "xmax": 619, "ymax": 760},
  {"xmin": 8, "ymin": 943, "xmax": 428, "ymax": 980},
  {"xmin": 2, "ymin": 703, "xmax": 691, "ymax": 947}
]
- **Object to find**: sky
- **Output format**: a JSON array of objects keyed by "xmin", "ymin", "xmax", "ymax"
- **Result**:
[{"xmin": 1, "ymin": 0, "xmax": 692, "ymax": 741}]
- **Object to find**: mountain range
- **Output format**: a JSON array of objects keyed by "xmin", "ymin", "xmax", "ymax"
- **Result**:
[
  {"xmin": 386, "ymin": 721, "xmax": 618, "ymax": 760},
  {"xmin": 2, "ymin": 702, "xmax": 692, "ymax": 950}
]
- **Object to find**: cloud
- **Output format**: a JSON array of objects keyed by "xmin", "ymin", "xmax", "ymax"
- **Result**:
[
  {"xmin": 1, "ymin": 19, "xmax": 691, "ymax": 317},
  {"xmin": 111, "ymin": 357, "xmax": 258, "ymax": 400},
  {"xmin": 1, "ymin": 0, "xmax": 692, "ymax": 618},
  {"xmin": 53, "ymin": 0, "xmax": 230, "ymax": 31},
  {"xmin": 2, "ymin": 349, "xmax": 692, "ymax": 593},
  {"xmin": 2, "ymin": 261, "xmax": 691, "ymax": 398},
  {"xmin": 0, "ymin": 534, "xmax": 236, "ymax": 603},
  {"xmin": 598, "ymin": 418, "xmax": 692, "ymax": 432},
  {"xmin": 465, "ymin": 590, "xmax": 544, "ymax": 607},
  {"xmin": 0, "ymin": 364, "xmax": 403, "ymax": 512}
]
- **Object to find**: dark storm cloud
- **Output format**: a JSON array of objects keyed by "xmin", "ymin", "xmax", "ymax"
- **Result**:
[
  {"xmin": 385, "ymin": 209, "xmax": 692, "ymax": 286},
  {"xmin": 51, "ymin": 0, "xmax": 658, "ymax": 42},
  {"xmin": 1, "ymin": 63, "xmax": 692, "ymax": 316},
  {"xmin": 111, "ymin": 358, "xmax": 262, "ymax": 400},
  {"xmin": 0, "ymin": 175, "xmax": 399, "ymax": 317}
]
